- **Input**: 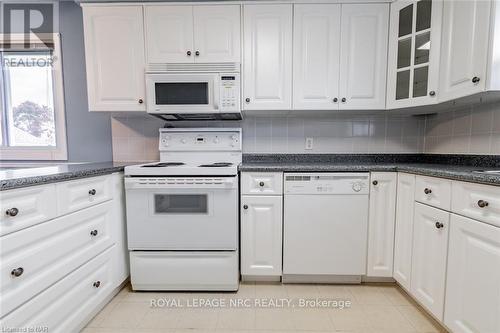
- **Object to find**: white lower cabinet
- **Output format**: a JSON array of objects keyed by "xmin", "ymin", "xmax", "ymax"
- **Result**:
[
  {"xmin": 366, "ymin": 172, "xmax": 397, "ymax": 277},
  {"xmin": 1, "ymin": 246, "xmax": 115, "ymax": 333},
  {"xmin": 393, "ymin": 173, "xmax": 416, "ymax": 291},
  {"xmin": 444, "ymin": 214, "xmax": 500, "ymax": 333},
  {"xmin": 241, "ymin": 195, "xmax": 283, "ymax": 278},
  {"xmin": 411, "ymin": 203, "xmax": 450, "ymax": 320}
]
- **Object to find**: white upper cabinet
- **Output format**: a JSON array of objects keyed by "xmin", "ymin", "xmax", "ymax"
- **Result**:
[
  {"xmin": 293, "ymin": 4, "xmax": 341, "ymax": 110},
  {"xmin": 193, "ymin": 6, "xmax": 241, "ymax": 63},
  {"xmin": 82, "ymin": 6, "xmax": 146, "ymax": 111},
  {"xmin": 339, "ymin": 4, "xmax": 389, "ymax": 110},
  {"xmin": 145, "ymin": 5, "xmax": 240, "ymax": 64},
  {"xmin": 439, "ymin": 0, "xmax": 492, "ymax": 101},
  {"xmin": 145, "ymin": 6, "xmax": 194, "ymax": 64},
  {"xmin": 393, "ymin": 173, "xmax": 416, "ymax": 291},
  {"xmin": 411, "ymin": 203, "xmax": 449, "ymax": 320},
  {"xmin": 366, "ymin": 173, "xmax": 397, "ymax": 277},
  {"xmin": 243, "ymin": 5, "xmax": 293, "ymax": 110},
  {"xmin": 445, "ymin": 214, "xmax": 500, "ymax": 333},
  {"xmin": 387, "ymin": 0, "xmax": 443, "ymax": 109}
]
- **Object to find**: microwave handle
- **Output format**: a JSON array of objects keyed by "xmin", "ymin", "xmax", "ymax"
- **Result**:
[{"xmin": 213, "ymin": 76, "xmax": 220, "ymax": 110}]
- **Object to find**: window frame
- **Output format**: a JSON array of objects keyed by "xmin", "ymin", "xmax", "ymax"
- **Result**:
[{"xmin": 0, "ymin": 33, "xmax": 67, "ymax": 160}]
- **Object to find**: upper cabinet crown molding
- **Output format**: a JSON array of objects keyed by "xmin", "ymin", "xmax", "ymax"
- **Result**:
[
  {"xmin": 387, "ymin": 0, "xmax": 443, "ymax": 109},
  {"xmin": 144, "ymin": 4, "xmax": 241, "ymax": 64},
  {"xmin": 82, "ymin": 5, "xmax": 146, "ymax": 112}
]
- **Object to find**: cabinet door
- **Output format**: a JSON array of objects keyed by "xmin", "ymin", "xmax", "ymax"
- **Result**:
[
  {"xmin": 393, "ymin": 173, "xmax": 416, "ymax": 290},
  {"xmin": 144, "ymin": 6, "xmax": 194, "ymax": 64},
  {"xmin": 83, "ymin": 6, "xmax": 146, "ymax": 111},
  {"xmin": 367, "ymin": 172, "xmax": 397, "ymax": 277},
  {"xmin": 193, "ymin": 5, "xmax": 240, "ymax": 63},
  {"xmin": 293, "ymin": 4, "xmax": 341, "ymax": 110},
  {"xmin": 241, "ymin": 196, "xmax": 282, "ymax": 277},
  {"xmin": 243, "ymin": 5, "xmax": 292, "ymax": 110},
  {"xmin": 339, "ymin": 4, "xmax": 389, "ymax": 110},
  {"xmin": 444, "ymin": 214, "xmax": 500, "ymax": 333},
  {"xmin": 411, "ymin": 203, "xmax": 449, "ymax": 320},
  {"xmin": 387, "ymin": 0, "xmax": 443, "ymax": 108},
  {"xmin": 439, "ymin": 0, "xmax": 491, "ymax": 101}
]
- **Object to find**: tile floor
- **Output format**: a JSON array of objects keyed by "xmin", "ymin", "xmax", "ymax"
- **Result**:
[{"xmin": 82, "ymin": 282, "xmax": 447, "ymax": 333}]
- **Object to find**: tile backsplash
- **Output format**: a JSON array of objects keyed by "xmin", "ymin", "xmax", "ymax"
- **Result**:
[{"xmin": 111, "ymin": 101, "xmax": 500, "ymax": 162}]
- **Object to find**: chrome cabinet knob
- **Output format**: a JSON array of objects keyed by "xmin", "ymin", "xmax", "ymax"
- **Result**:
[
  {"xmin": 138, "ymin": 98, "xmax": 144, "ymax": 104},
  {"xmin": 5, "ymin": 208, "xmax": 19, "ymax": 217},
  {"xmin": 11, "ymin": 267, "xmax": 24, "ymax": 277},
  {"xmin": 424, "ymin": 188, "xmax": 432, "ymax": 195},
  {"xmin": 472, "ymin": 76, "xmax": 481, "ymax": 83},
  {"xmin": 259, "ymin": 181, "xmax": 265, "ymax": 187},
  {"xmin": 89, "ymin": 189, "xmax": 97, "ymax": 195},
  {"xmin": 93, "ymin": 281, "xmax": 101, "ymax": 288},
  {"xmin": 245, "ymin": 98, "xmax": 250, "ymax": 103},
  {"xmin": 372, "ymin": 180, "xmax": 378, "ymax": 186},
  {"xmin": 478, "ymin": 200, "xmax": 489, "ymax": 208},
  {"xmin": 187, "ymin": 51, "xmax": 192, "ymax": 56},
  {"xmin": 435, "ymin": 222, "xmax": 444, "ymax": 229},
  {"xmin": 333, "ymin": 98, "xmax": 338, "ymax": 103},
  {"xmin": 429, "ymin": 91, "xmax": 436, "ymax": 96},
  {"xmin": 90, "ymin": 230, "xmax": 98, "ymax": 237},
  {"xmin": 341, "ymin": 97, "xmax": 347, "ymax": 103},
  {"xmin": 195, "ymin": 51, "xmax": 200, "ymax": 56},
  {"xmin": 243, "ymin": 205, "xmax": 248, "ymax": 210}
]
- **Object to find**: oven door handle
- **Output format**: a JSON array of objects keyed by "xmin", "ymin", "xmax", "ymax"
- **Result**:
[{"xmin": 124, "ymin": 177, "xmax": 237, "ymax": 190}]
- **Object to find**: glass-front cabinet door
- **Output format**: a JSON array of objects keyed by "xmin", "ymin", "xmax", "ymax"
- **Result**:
[{"xmin": 387, "ymin": 0, "xmax": 443, "ymax": 108}]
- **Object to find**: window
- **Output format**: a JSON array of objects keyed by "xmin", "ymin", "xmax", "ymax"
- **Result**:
[{"xmin": 0, "ymin": 33, "xmax": 67, "ymax": 160}]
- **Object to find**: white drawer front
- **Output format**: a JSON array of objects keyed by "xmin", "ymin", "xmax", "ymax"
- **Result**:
[
  {"xmin": 0, "ymin": 185, "xmax": 57, "ymax": 236},
  {"xmin": 451, "ymin": 181, "xmax": 500, "ymax": 227},
  {"xmin": 415, "ymin": 176, "xmax": 452, "ymax": 211},
  {"xmin": 0, "ymin": 202, "xmax": 114, "ymax": 317},
  {"xmin": 242, "ymin": 172, "xmax": 283, "ymax": 195},
  {"xmin": 1, "ymin": 246, "xmax": 115, "ymax": 333},
  {"xmin": 56, "ymin": 175, "xmax": 112, "ymax": 215}
]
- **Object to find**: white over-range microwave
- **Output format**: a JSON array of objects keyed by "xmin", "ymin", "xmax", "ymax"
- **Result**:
[{"xmin": 145, "ymin": 64, "xmax": 241, "ymax": 121}]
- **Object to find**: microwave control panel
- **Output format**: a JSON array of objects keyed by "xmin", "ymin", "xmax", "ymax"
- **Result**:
[{"xmin": 219, "ymin": 73, "xmax": 240, "ymax": 112}]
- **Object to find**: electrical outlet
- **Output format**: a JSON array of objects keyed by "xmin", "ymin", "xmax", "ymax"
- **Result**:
[{"xmin": 305, "ymin": 137, "xmax": 314, "ymax": 150}]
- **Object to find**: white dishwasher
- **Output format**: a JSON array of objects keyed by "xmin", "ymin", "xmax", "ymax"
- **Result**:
[{"xmin": 283, "ymin": 173, "xmax": 370, "ymax": 283}]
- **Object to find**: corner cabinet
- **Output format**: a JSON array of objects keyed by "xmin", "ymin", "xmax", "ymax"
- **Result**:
[
  {"xmin": 243, "ymin": 5, "xmax": 293, "ymax": 110},
  {"xmin": 393, "ymin": 173, "xmax": 415, "ymax": 291},
  {"xmin": 439, "ymin": 0, "xmax": 492, "ymax": 101},
  {"xmin": 82, "ymin": 5, "xmax": 146, "ymax": 112},
  {"xmin": 366, "ymin": 172, "xmax": 397, "ymax": 278},
  {"xmin": 387, "ymin": 0, "xmax": 443, "ymax": 109},
  {"xmin": 144, "ymin": 5, "xmax": 241, "ymax": 64},
  {"xmin": 240, "ymin": 172, "xmax": 283, "ymax": 280}
]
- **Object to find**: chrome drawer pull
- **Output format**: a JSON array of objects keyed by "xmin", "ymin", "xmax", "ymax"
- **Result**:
[
  {"xmin": 259, "ymin": 181, "xmax": 265, "ymax": 187},
  {"xmin": 435, "ymin": 222, "xmax": 444, "ymax": 229},
  {"xmin": 93, "ymin": 281, "xmax": 101, "ymax": 288},
  {"xmin": 424, "ymin": 188, "xmax": 432, "ymax": 195},
  {"xmin": 11, "ymin": 267, "xmax": 24, "ymax": 277},
  {"xmin": 90, "ymin": 230, "xmax": 98, "ymax": 237},
  {"xmin": 5, "ymin": 208, "xmax": 19, "ymax": 217},
  {"xmin": 88, "ymin": 189, "xmax": 97, "ymax": 196},
  {"xmin": 478, "ymin": 200, "xmax": 489, "ymax": 208}
]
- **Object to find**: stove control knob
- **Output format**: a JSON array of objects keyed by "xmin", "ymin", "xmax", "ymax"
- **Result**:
[
  {"xmin": 181, "ymin": 139, "xmax": 187, "ymax": 144},
  {"xmin": 213, "ymin": 138, "xmax": 220, "ymax": 144},
  {"xmin": 352, "ymin": 183, "xmax": 362, "ymax": 192}
]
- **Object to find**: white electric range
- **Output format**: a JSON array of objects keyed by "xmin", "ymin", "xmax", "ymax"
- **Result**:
[{"xmin": 124, "ymin": 128, "xmax": 241, "ymax": 291}]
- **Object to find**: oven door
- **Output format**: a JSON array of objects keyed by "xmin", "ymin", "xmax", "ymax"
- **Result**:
[
  {"xmin": 124, "ymin": 176, "xmax": 237, "ymax": 250},
  {"xmin": 146, "ymin": 73, "xmax": 219, "ymax": 114}
]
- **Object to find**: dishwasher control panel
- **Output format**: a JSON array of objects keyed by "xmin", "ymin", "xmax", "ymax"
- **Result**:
[{"xmin": 284, "ymin": 173, "xmax": 370, "ymax": 195}]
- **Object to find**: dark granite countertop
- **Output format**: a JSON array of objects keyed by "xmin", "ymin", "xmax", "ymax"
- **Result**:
[
  {"xmin": 239, "ymin": 154, "xmax": 500, "ymax": 186},
  {"xmin": 0, "ymin": 162, "xmax": 136, "ymax": 191}
]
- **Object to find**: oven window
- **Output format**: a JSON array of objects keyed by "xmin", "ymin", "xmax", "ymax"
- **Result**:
[
  {"xmin": 155, "ymin": 82, "xmax": 209, "ymax": 105},
  {"xmin": 154, "ymin": 194, "xmax": 208, "ymax": 214}
]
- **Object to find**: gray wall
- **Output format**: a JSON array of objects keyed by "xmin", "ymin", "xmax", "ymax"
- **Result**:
[{"xmin": 60, "ymin": 1, "xmax": 113, "ymax": 162}]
